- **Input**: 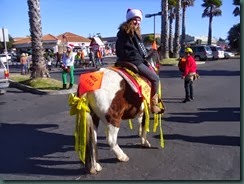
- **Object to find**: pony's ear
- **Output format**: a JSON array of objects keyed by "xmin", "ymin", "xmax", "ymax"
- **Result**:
[{"xmin": 127, "ymin": 8, "xmax": 131, "ymax": 13}]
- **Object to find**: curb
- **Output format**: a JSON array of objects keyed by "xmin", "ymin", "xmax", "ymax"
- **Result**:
[{"xmin": 9, "ymin": 80, "xmax": 77, "ymax": 95}]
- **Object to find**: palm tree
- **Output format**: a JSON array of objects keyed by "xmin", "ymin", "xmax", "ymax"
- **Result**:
[
  {"xmin": 160, "ymin": 0, "xmax": 169, "ymax": 59},
  {"xmin": 173, "ymin": 0, "xmax": 181, "ymax": 58},
  {"xmin": 181, "ymin": 0, "xmax": 195, "ymax": 47},
  {"xmin": 27, "ymin": 0, "xmax": 49, "ymax": 78},
  {"xmin": 233, "ymin": 0, "xmax": 240, "ymax": 17},
  {"xmin": 168, "ymin": 0, "xmax": 177, "ymax": 57},
  {"xmin": 201, "ymin": 0, "xmax": 222, "ymax": 45}
]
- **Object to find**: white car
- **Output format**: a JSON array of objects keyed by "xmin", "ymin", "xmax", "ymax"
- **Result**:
[
  {"xmin": 224, "ymin": 51, "xmax": 235, "ymax": 59},
  {"xmin": 209, "ymin": 46, "xmax": 225, "ymax": 60},
  {"xmin": 0, "ymin": 54, "xmax": 11, "ymax": 64}
]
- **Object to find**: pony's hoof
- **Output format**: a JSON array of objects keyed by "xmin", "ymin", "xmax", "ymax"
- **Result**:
[
  {"xmin": 95, "ymin": 163, "xmax": 102, "ymax": 172},
  {"xmin": 118, "ymin": 154, "xmax": 129, "ymax": 162},
  {"xmin": 88, "ymin": 163, "xmax": 102, "ymax": 174},
  {"xmin": 89, "ymin": 168, "xmax": 97, "ymax": 174},
  {"xmin": 141, "ymin": 140, "xmax": 151, "ymax": 148}
]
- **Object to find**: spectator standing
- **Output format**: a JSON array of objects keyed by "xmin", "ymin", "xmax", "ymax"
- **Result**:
[
  {"xmin": 80, "ymin": 49, "xmax": 86, "ymax": 68},
  {"xmin": 26, "ymin": 53, "xmax": 32, "ymax": 73},
  {"xmin": 61, "ymin": 44, "xmax": 75, "ymax": 89},
  {"xmin": 20, "ymin": 53, "xmax": 27, "ymax": 75},
  {"xmin": 181, "ymin": 47, "xmax": 197, "ymax": 103},
  {"xmin": 74, "ymin": 50, "xmax": 82, "ymax": 67},
  {"xmin": 89, "ymin": 48, "xmax": 96, "ymax": 67},
  {"xmin": 55, "ymin": 52, "xmax": 62, "ymax": 68}
]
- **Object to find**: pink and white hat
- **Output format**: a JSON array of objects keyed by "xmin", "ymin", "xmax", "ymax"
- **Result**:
[{"xmin": 126, "ymin": 8, "xmax": 143, "ymax": 21}]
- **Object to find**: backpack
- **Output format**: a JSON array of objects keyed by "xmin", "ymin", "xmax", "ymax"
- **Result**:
[{"xmin": 178, "ymin": 57, "xmax": 186, "ymax": 72}]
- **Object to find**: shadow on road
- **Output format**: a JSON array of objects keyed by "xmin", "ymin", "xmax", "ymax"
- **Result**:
[
  {"xmin": 158, "ymin": 69, "xmax": 240, "ymax": 78},
  {"xmin": 6, "ymin": 87, "xmax": 27, "ymax": 94},
  {"xmin": 164, "ymin": 107, "xmax": 240, "ymax": 124},
  {"xmin": 154, "ymin": 134, "xmax": 240, "ymax": 147},
  {"xmin": 0, "ymin": 123, "xmax": 85, "ymax": 176},
  {"xmin": 163, "ymin": 97, "xmax": 183, "ymax": 103},
  {"xmin": 197, "ymin": 69, "xmax": 240, "ymax": 76}
]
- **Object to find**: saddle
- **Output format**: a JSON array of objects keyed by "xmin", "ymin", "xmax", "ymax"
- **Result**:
[
  {"xmin": 111, "ymin": 61, "xmax": 151, "ymax": 104},
  {"xmin": 114, "ymin": 61, "xmax": 139, "ymax": 74}
]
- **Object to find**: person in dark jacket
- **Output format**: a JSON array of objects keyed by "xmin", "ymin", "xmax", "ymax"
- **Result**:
[{"xmin": 115, "ymin": 8, "xmax": 164, "ymax": 114}]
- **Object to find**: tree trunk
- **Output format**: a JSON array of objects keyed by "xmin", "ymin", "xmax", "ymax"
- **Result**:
[
  {"xmin": 207, "ymin": 7, "xmax": 213, "ymax": 45},
  {"xmin": 173, "ymin": 0, "xmax": 181, "ymax": 58},
  {"xmin": 169, "ymin": 14, "xmax": 174, "ymax": 58},
  {"xmin": 181, "ymin": 6, "xmax": 186, "ymax": 47},
  {"xmin": 27, "ymin": 0, "xmax": 49, "ymax": 78},
  {"xmin": 161, "ymin": 0, "xmax": 169, "ymax": 59}
]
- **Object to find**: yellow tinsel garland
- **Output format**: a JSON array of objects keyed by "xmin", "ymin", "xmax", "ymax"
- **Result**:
[{"xmin": 68, "ymin": 93, "xmax": 90, "ymax": 164}]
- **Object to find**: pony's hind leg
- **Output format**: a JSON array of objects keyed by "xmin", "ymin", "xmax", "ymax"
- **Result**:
[
  {"xmin": 85, "ymin": 112, "xmax": 102, "ymax": 174},
  {"xmin": 91, "ymin": 112, "xmax": 102, "ymax": 172},
  {"xmin": 106, "ymin": 124, "xmax": 129, "ymax": 162}
]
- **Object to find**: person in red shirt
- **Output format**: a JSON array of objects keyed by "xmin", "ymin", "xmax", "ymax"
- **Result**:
[{"xmin": 181, "ymin": 47, "xmax": 197, "ymax": 103}]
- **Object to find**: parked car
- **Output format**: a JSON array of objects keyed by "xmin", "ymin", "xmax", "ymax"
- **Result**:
[
  {"xmin": 0, "ymin": 58, "xmax": 10, "ymax": 95},
  {"xmin": 209, "ymin": 45, "xmax": 225, "ymax": 60},
  {"xmin": 224, "ymin": 51, "xmax": 235, "ymax": 59},
  {"xmin": 0, "ymin": 54, "xmax": 11, "ymax": 64},
  {"xmin": 179, "ymin": 45, "xmax": 213, "ymax": 61}
]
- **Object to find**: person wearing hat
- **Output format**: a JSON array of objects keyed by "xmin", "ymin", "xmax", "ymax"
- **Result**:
[
  {"xmin": 181, "ymin": 47, "xmax": 197, "ymax": 103},
  {"xmin": 115, "ymin": 8, "xmax": 164, "ymax": 114},
  {"xmin": 61, "ymin": 44, "xmax": 75, "ymax": 89},
  {"xmin": 20, "ymin": 53, "xmax": 27, "ymax": 75}
]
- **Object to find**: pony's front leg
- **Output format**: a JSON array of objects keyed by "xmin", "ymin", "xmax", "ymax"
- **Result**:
[
  {"xmin": 107, "ymin": 124, "xmax": 129, "ymax": 162},
  {"xmin": 140, "ymin": 127, "xmax": 151, "ymax": 148},
  {"xmin": 136, "ymin": 115, "xmax": 151, "ymax": 148}
]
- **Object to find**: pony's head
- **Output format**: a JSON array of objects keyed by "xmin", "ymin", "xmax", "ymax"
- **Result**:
[{"xmin": 146, "ymin": 49, "xmax": 161, "ymax": 74}]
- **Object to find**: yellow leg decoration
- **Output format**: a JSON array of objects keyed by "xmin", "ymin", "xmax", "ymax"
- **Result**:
[
  {"xmin": 143, "ymin": 100, "xmax": 150, "ymax": 132},
  {"xmin": 128, "ymin": 119, "xmax": 133, "ymax": 130},
  {"xmin": 153, "ymin": 81, "xmax": 165, "ymax": 148}
]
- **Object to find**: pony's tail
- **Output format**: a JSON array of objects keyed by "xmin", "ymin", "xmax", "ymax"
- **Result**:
[
  {"xmin": 75, "ymin": 85, "xmax": 99, "ymax": 173},
  {"xmin": 84, "ymin": 110, "xmax": 98, "ymax": 174}
]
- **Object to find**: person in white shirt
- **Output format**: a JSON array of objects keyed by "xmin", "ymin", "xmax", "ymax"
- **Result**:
[{"xmin": 61, "ymin": 44, "xmax": 75, "ymax": 89}]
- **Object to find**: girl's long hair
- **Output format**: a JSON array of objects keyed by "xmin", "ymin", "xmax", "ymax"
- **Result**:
[{"xmin": 118, "ymin": 20, "xmax": 142, "ymax": 39}]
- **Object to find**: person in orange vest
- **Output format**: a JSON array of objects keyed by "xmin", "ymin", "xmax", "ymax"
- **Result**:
[
  {"xmin": 152, "ymin": 40, "xmax": 157, "ymax": 50},
  {"xmin": 80, "ymin": 49, "xmax": 85, "ymax": 67},
  {"xmin": 95, "ymin": 49, "xmax": 103, "ymax": 66}
]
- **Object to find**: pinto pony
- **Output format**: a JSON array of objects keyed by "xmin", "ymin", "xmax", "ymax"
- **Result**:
[{"xmin": 69, "ymin": 49, "xmax": 165, "ymax": 174}]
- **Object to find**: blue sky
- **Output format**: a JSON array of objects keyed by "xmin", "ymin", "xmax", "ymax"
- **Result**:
[{"xmin": 0, "ymin": 0, "xmax": 240, "ymax": 40}]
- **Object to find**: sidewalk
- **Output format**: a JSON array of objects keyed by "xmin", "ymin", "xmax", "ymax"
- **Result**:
[{"xmin": 9, "ymin": 60, "xmax": 206, "ymax": 95}]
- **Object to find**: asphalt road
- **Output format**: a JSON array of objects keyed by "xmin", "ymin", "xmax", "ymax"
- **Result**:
[{"xmin": 0, "ymin": 58, "xmax": 240, "ymax": 180}]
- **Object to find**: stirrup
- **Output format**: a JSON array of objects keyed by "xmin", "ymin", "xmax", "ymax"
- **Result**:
[{"xmin": 158, "ymin": 98, "xmax": 166, "ymax": 112}]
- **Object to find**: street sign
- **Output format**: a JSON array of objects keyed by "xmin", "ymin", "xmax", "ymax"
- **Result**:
[{"xmin": 0, "ymin": 28, "xmax": 9, "ymax": 42}]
